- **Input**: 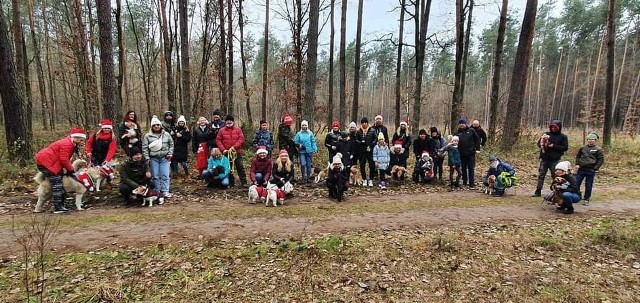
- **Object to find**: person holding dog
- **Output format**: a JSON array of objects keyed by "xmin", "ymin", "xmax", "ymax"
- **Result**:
[
  {"xmin": 389, "ymin": 140, "xmax": 408, "ymax": 180},
  {"xmin": 532, "ymin": 120, "xmax": 569, "ymax": 197},
  {"xmin": 575, "ymin": 132, "xmax": 604, "ymax": 206},
  {"xmin": 413, "ymin": 151, "xmax": 434, "ymax": 184},
  {"xmin": 35, "ymin": 127, "xmax": 87, "ymax": 213},
  {"xmin": 552, "ymin": 161, "xmax": 581, "ymax": 214},
  {"xmin": 118, "ymin": 110, "xmax": 142, "ymax": 156},
  {"xmin": 86, "ymin": 119, "xmax": 117, "ymax": 166},
  {"xmin": 143, "ymin": 115, "xmax": 174, "ymax": 198},
  {"xmin": 202, "ymin": 148, "xmax": 231, "ymax": 189},
  {"xmin": 119, "ymin": 147, "xmax": 153, "ymax": 205},
  {"xmin": 270, "ymin": 149, "xmax": 295, "ymax": 191},
  {"xmin": 482, "ymin": 155, "xmax": 516, "ymax": 196},
  {"xmin": 250, "ymin": 146, "xmax": 272, "ymax": 186}
]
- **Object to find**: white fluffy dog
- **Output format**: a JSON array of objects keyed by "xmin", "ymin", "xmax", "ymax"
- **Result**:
[
  {"xmin": 248, "ymin": 185, "xmax": 269, "ymax": 204},
  {"xmin": 34, "ymin": 159, "xmax": 88, "ymax": 213}
]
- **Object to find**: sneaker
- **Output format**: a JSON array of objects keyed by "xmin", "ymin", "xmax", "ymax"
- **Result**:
[
  {"xmin": 53, "ymin": 206, "xmax": 70, "ymax": 214},
  {"xmin": 380, "ymin": 181, "xmax": 387, "ymax": 190},
  {"xmin": 582, "ymin": 199, "xmax": 590, "ymax": 206},
  {"xmin": 368, "ymin": 180, "xmax": 373, "ymax": 187},
  {"xmin": 531, "ymin": 192, "xmax": 541, "ymax": 197},
  {"xmin": 469, "ymin": 186, "xmax": 478, "ymax": 191},
  {"xmin": 164, "ymin": 192, "xmax": 173, "ymax": 198}
]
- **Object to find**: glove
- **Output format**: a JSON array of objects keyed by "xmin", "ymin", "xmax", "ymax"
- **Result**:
[
  {"xmin": 331, "ymin": 146, "xmax": 336, "ymax": 150},
  {"xmin": 176, "ymin": 132, "xmax": 182, "ymax": 137}
]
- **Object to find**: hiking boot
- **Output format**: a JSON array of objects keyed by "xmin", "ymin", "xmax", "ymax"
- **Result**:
[
  {"xmin": 53, "ymin": 206, "xmax": 70, "ymax": 214},
  {"xmin": 582, "ymin": 199, "xmax": 590, "ymax": 206},
  {"xmin": 469, "ymin": 185, "xmax": 478, "ymax": 191},
  {"xmin": 531, "ymin": 191, "xmax": 541, "ymax": 197},
  {"xmin": 563, "ymin": 209, "xmax": 574, "ymax": 214}
]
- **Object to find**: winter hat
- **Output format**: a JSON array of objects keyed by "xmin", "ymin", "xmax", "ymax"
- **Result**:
[
  {"xmin": 164, "ymin": 111, "xmax": 174, "ymax": 117},
  {"xmin": 177, "ymin": 115, "xmax": 187, "ymax": 124},
  {"xmin": 400, "ymin": 120, "xmax": 408, "ymax": 127},
  {"xmin": 279, "ymin": 149, "xmax": 289, "ymax": 158},
  {"xmin": 374, "ymin": 115, "xmax": 383, "ymax": 122},
  {"xmin": 256, "ymin": 146, "xmax": 268, "ymax": 155},
  {"xmin": 377, "ymin": 132, "xmax": 385, "ymax": 141},
  {"xmin": 421, "ymin": 151, "xmax": 430, "ymax": 158},
  {"xmin": 587, "ymin": 133, "xmax": 599, "ymax": 140},
  {"xmin": 419, "ymin": 129, "xmax": 427, "ymax": 135},
  {"xmin": 340, "ymin": 131, "xmax": 349, "ymax": 138},
  {"xmin": 429, "ymin": 127, "xmax": 438, "ymax": 133},
  {"xmin": 394, "ymin": 140, "xmax": 403, "ymax": 149},
  {"xmin": 332, "ymin": 121, "xmax": 341, "ymax": 128},
  {"xmin": 69, "ymin": 127, "xmax": 87, "ymax": 139},
  {"xmin": 212, "ymin": 109, "xmax": 222, "ymax": 117},
  {"xmin": 301, "ymin": 120, "xmax": 309, "ymax": 127},
  {"xmin": 283, "ymin": 114, "xmax": 293, "ymax": 126},
  {"xmin": 349, "ymin": 122, "xmax": 357, "ymax": 129},
  {"xmin": 332, "ymin": 154, "xmax": 343, "ymax": 166},
  {"xmin": 260, "ymin": 120, "xmax": 267, "ymax": 125},
  {"xmin": 488, "ymin": 155, "xmax": 498, "ymax": 162},
  {"xmin": 555, "ymin": 161, "xmax": 571, "ymax": 172},
  {"xmin": 225, "ymin": 115, "xmax": 234, "ymax": 122},
  {"xmin": 99, "ymin": 119, "xmax": 113, "ymax": 129},
  {"xmin": 150, "ymin": 115, "xmax": 162, "ymax": 126},
  {"xmin": 129, "ymin": 147, "xmax": 142, "ymax": 156},
  {"xmin": 451, "ymin": 135, "xmax": 460, "ymax": 142},
  {"xmin": 457, "ymin": 118, "xmax": 467, "ymax": 125}
]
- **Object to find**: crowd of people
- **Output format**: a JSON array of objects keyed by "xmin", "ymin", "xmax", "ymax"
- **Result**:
[{"xmin": 33, "ymin": 108, "xmax": 604, "ymax": 215}]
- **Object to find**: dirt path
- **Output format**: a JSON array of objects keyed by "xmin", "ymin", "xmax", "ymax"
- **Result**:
[{"xmin": 2, "ymin": 186, "xmax": 639, "ymax": 255}]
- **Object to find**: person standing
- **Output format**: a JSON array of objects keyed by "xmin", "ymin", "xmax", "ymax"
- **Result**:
[
  {"xmin": 347, "ymin": 122, "xmax": 359, "ymax": 167},
  {"xmin": 118, "ymin": 110, "xmax": 142, "ymax": 156},
  {"xmin": 391, "ymin": 119, "xmax": 411, "ymax": 159},
  {"xmin": 455, "ymin": 118, "xmax": 480, "ymax": 189},
  {"xmin": 278, "ymin": 113, "xmax": 298, "ymax": 164},
  {"xmin": 86, "ymin": 119, "xmax": 117, "ymax": 166},
  {"xmin": 575, "ymin": 133, "xmax": 604, "ymax": 205},
  {"xmin": 35, "ymin": 128, "xmax": 87, "ymax": 213},
  {"xmin": 142, "ymin": 116, "xmax": 174, "ymax": 197},
  {"xmin": 216, "ymin": 115, "xmax": 248, "ymax": 187},
  {"xmin": 356, "ymin": 117, "xmax": 377, "ymax": 187},
  {"xmin": 162, "ymin": 111, "xmax": 176, "ymax": 136},
  {"xmin": 252, "ymin": 120, "xmax": 275, "ymax": 156},
  {"xmin": 428, "ymin": 127, "xmax": 447, "ymax": 181},
  {"xmin": 294, "ymin": 120, "xmax": 318, "ymax": 183},
  {"xmin": 532, "ymin": 120, "xmax": 569, "ymax": 197},
  {"xmin": 172, "ymin": 115, "xmax": 192, "ymax": 176},
  {"xmin": 471, "ymin": 120, "xmax": 488, "ymax": 146},
  {"xmin": 372, "ymin": 115, "xmax": 389, "ymax": 144},
  {"xmin": 210, "ymin": 109, "xmax": 226, "ymax": 128},
  {"xmin": 119, "ymin": 147, "xmax": 152, "ymax": 205},
  {"xmin": 324, "ymin": 121, "xmax": 341, "ymax": 164}
]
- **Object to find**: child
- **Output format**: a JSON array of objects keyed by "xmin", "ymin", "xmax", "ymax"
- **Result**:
[
  {"xmin": 441, "ymin": 135, "xmax": 462, "ymax": 190},
  {"xmin": 327, "ymin": 154, "xmax": 349, "ymax": 201},
  {"xmin": 202, "ymin": 148, "xmax": 230, "ymax": 189},
  {"xmin": 575, "ymin": 133, "xmax": 604, "ymax": 206},
  {"xmin": 250, "ymin": 146, "xmax": 272, "ymax": 186},
  {"xmin": 553, "ymin": 161, "xmax": 581, "ymax": 214},
  {"xmin": 372, "ymin": 133, "xmax": 391, "ymax": 189},
  {"xmin": 294, "ymin": 120, "xmax": 318, "ymax": 183},
  {"xmin": 252, "ymin": 120, "xmax": 275, "ymax": 156},
  {"xmin": 172, "ymin": 115, "xmax": 192, "ymax": 176},
  {"xmin": 389, "ymin": 140, "xmax": 408, "ymax": 180},
  {"xmin": 413, "ymin": 151, "xmax": 434, "ymax": 184}
]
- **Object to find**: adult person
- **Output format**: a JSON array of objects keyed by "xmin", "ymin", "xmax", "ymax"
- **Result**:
[
  {"xmin": 428, "ymin": 127, "xmax": 447, "ymax": 181},
  {"xmin": 532, "ymin": 120, "xmax": 569, "ymax": 197},
  {"xmin": 455, "ymin": 118, "xmax": 481, "ymax": 189},
  {"xmin": 86, "ymin": 119, "xmax": 117, "ymax": 166},
  {"xmin": 552, "ymin": 161, "xmax": 581, "ymax": 214},
  {"xmin": 202, "ymin": 148, "xmax": 231, "ymax": 189},
  {"xmin": 372, "ymin": 115, "xmax": 389, "ymax": 144},
  {"xmin": 210, "ymin": 109, "xmax": 226, "ymax": 129},
  {"xmin": 324, "ymin": 121, "xmax": 341, "ymax": 164},
  {"xmin": 118, "ymin": 110, "xmax": 142, "ymax": 156},
  {"xmin": 482, "ymin": 155, "xmax": 516, "ymax": 197},
  {"xmin": 250, "ymin": 146, "xmax": 272, "ymax": 186},
  {"xmin": 35, "ymin": 127, "xmax": 87, "ymax": 213},
  {"xmin": 192, "ymin": 117, "xmax": 215, "ymax": 153},
  {"xmin": 347, "ymin": 122, "xmax": 359, "ymax": 167},
  {"xmin": 356, "ymin": 117, "xmax": 377, "ymax": 187},
  {"xmin": 270, "ymin": 149, "xmax": 295, "ymax": 189},
  {"xmin": 471, "ymin": 120, "xmax": 488, "ymax": 147},
  {"xmin": 142, "ymin": 115, "xmax": 174, "ymax": 198},
  {"xmin": 118, "ymin": 147, "xmax": 152, "ymax": 205},
  {"xmin": 172, "ymin": 115, "xmax": 192, "ymax": 176},
  {"xmin": 294, "ymin": 120, "xmax": 318, "ymax": 183},
  {"xmin": 391, "ymin": 120, "xmax": 411, "ymax": 159},
  {"xmin": 162, "ymin": 111, "xmax": 176, "ymax": 136},
  {"xmin": 575, "ymin": 132, "xmax": 604, "ymax": 206},
  {"xmin": 216, "ymin": 115, "xmax": 248, "ymax": 187},
  {"xmin": 252, "ymin": 120, "xmax": 275, "ymax": 156},
  {"xmin": 278, "ymin": 113, "xmax": 298, "ymax": 163}
]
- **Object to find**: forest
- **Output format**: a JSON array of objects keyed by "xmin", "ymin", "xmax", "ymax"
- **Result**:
[{"xmin": 0, "ymin": 0, "xmax": 639, "ymax": 164}]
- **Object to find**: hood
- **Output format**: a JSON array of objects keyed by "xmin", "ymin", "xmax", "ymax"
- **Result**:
[{"xmin": 550, "ymin": 120, "xmax": 563, "ymax": 132}]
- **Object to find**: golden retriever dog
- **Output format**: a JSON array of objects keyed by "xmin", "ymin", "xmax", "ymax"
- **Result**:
[
  {"xmin": 349, "ymin": 165, "xmax": 362, "ymax": 186},
  {"xmin": 132, "ymin": 185, "xmax": 165, "ymax": 207},
  {"xmin": 34, "ymin": 159, "xmax": 88, "ymax": 213}
]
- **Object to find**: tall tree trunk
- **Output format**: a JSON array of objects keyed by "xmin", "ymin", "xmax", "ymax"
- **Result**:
[
  {"xmin": 450, "ymin": 0, "xmax": 466, "ymax": 131},
  {"xmin": 97, "ymin": 0, "xmax": 117, "ymax": 121},
  {"xmin": 294, "ymin": 0, "xmax": 303, "ymax": 120},
  {"xmin": 12, "ymin": 0, "xmax": 32, "ymax": 141},
  {"xmin": 395, "ymin": 0, "xmax": 406, "ymax": 128},
  {"xmin": 238, "ymin": 0, "xmax": 252, "ymax": 125},
  {"xmin": 459, "ymin": 0, "xmax": 473, "ymax": 100},
  {"xmin": 338, "ymin": 0, "xmax": 347, "ymax": 124},
  {"xmin": 26, "ymin": 0, "xmax": 50, "ymax": 130},
  {"xmin": 413, "ymin": 0, "xmax": 432, "ymax": 133},
  {"xmin": 603, "ymin": 0, "xmax": 615, "ymax": 147},
  {"xmin": 43, "ymin": 0, "xmax": 56, "ymax": 129},
  {"xmin": 488, "ymin": 0, "xmax": 508, "ymax": 142},
  {"xmin": 622, "ymin": 71, "xmax": 640, "ymax": 136},
  {"xmin": 160, "ymin": 0, "xmax": 176, "ymax": 112},
  {"xmin": 72, "ymin": 0, "xmax": 99, "ymax": 127},
  {"xmin": 351, "ymin": 0, "xmax": 364, "ymax": 123},
  {"xmin": 0, "ymin": 6, "xmax": 33, "ymax": 165},
  {"xmin": 179, "ymin": 0, "xmax": 191, "ymax": 118},
  {"xmin": 304, "ymin": 0, "xmax": 320, "ymax": 125},
  {"xmin": 116, "ymin": 0, "xmax": 128, "ymax": 113},
  {"xmin": 126, "ymin": 0, "xmax": 151, "ymax": 117},
  {"xmin": 501, "ymin": 0, "xmax": 537, "ymax": 150},
  {"xmin": 227, "ymin": 0, "xmax": 234, "ymax": 114},
  {"xmin": 261, "ymin": 0, "xmax": 269, "ymax": 121},
  {"xmin": 218, "ymin": 0, "xmax": 227, "ymax": 112},
  {"xmin": 327, "ymin": 0, "xmax": 335, "ymax": 126}
]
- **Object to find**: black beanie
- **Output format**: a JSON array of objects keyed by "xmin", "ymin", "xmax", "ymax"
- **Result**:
[
  {"xmin": 360, "ymin": 117, "xmax": 369, "ymax": 123},
  {"xmin": 225, "ymin": 115, "xmax": 234, "ymax": 122},
  {"xmin": 429, "ymin": 127, "xmax": 438, "ymax": 133},
  {"xmin": 419, "ymin": 129, "xmax": 428, "ymax": 135},
  {"xmin": 260, "ymin": 120, "xmax": 267, "ymax": 125},
  {"xmin": 129, "ymin": 147, "xmax": 142, "ymax": 156},
  {"xmin": 212, "ymin": 109, "xmax": 222, "ymax": 116}
]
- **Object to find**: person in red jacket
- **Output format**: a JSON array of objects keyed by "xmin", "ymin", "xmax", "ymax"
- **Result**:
[
  {"xmin": 216, "ymin": 115, "xmax": 248, "ymax": 187},
  {"xmin": 35, "ymin": 127, "xmax": 87, "ymax": 213},
  {"xmin": 86, "ymin": 119, "xmax": 117, "ymax": 166},
  {"xmin": 250, "ymin": 146, "xmax": 272, "ymax": 186}
]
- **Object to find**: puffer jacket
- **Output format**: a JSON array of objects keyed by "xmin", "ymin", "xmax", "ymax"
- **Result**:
[
  {"xmin": 372, "ymin": 144, "xmax": 391, "ymax": 170},
  {"xmin": 538, "ymin": 120, "xmax": 569, "ymax": 161},
  {"xmin": 271, "ymin": 161, "xmax": 295, "ymax": 183},
  {"xmin": 413, "ymin": 137, "xmax": 430, "ymax": 160},
  {"xmin": 483, "ymin": 159, "xmax": 516, "ymax": 184},
  {"xmin": 207, "ymin": 155, "xmax": 230, "ymax": 180},
  {"xmin": 119, "ymin": 158, "xmax": 150, "ymax": 188},
  {"xmin": 173, "ymin": 126, "xmax": 192, "ymax": 162},
  {"xmin": 575, "ymin": 145, "xmax": 604, "ymax": 172},
  {"xmin": 324, "ymin": 130, "xmax": 341, "ymax": 158},
  {"xmin": 142, "ymin": 130, "xmax": 174, "ymax": 160},
  {"xmin": 252, "ymin": 129, "xmax": 275, "ymax": 154},
  {"xmin": 216, "ymin": 126, "xmax": 245, "ymax": 154},
  {"xmin": 294, "ymin": 130, "xmax": 318, "ymax": 154},
  {"xmin": 455, "ymin": 126, "xmax": 480, "ymax": 157},
  {"xmin": 356, "ymin": 126, "xmax": 377, "ymax": 154},
  {"xmin": 336, "ymin": 136, "xmax": 354, "ymax": 167},
  {"xmin": 373, "ymin": 124, "xmax": 389, "ymax": 144},
  {"xmin": 35, "ymin": 136, "xmax": 77, "ymax": 174},
  {"xmin": 442, "ymin": 144, "xmax": 461, "ymax": 166},
  {"xmin": 250, "ymin": 156, "xmax": 272, "ymax": 182},
  {"xmin": 427, "ymin": 135, "xmax": 447, "ymax": 161},
  {"xmin": 389, "ymin": 146, "xmax": 408, "ymax": 168},
  {"xmin": 192, "ymin": 124, "xmax": 216, "ymax": 153}
]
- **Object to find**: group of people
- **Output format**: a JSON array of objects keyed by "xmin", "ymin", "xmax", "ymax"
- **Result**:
[{"xmin": 33, "ymin": 106, "xmax": 603, "ymax": 214}]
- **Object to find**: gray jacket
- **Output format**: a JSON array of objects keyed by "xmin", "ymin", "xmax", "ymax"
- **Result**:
[{"xmin": 142, "ymin": 130, "xmax": 174, "ymax": 160}]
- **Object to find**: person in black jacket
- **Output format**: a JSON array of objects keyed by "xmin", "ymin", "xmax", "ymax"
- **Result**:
[
  {"xmin": 532, "ymin": 119, "xmax": 569, "ymax": 197},
  {"xmin": 391, "ymin": 120, "xmax": 411, "ymax": 159},
  {"xmin": 356, "ymin": 117, "xmax": 378, "ymax": 187},
  {"xmin": 413, "ymin": 129, "xmax": 429, "ymax": 161},
  {"xmin": 455, "ymin": 118, "xmax": 481, "ymax": 189},
  {"xmin": 172, "ymin": 115, "xmax": 192, "ymax": 176},
  {"xmin": 347, "ymin": 122, "xmax": 359, "ymax": 167},
  {"xmin": 324, "ymin": 121, "xmax": 341, "ymax": 164},
  {"xmin": 574, "ymin": 132, "xmax": 604, "ymax": 205},
  {"xmin": 372, "ymin": 115, "xmax": 389, "ymax": 144},
  {"xmin": 471, "ymin": 120, "xmax": 488, "ymax": 146},
  {"xmin": 278, "ymin": 113, "xmax": 298, "ymax": 164},
  {"xmin": 427, "ymin": 127, "xmax": 447, "ymax": 180},
  {"xmin": 270, "ymin": 149, "xmax": 295, "ymax": 188},
  {"xmin": 336, "ymin": 131, "xmax": 354, "ymax": 168},
  {"xmin": 192, "ymin": 117, "xmax": 216, "ymax": 154},
  {"xmin": 119, "ymin": 147, "xmax": 152, "ymax": 205}
]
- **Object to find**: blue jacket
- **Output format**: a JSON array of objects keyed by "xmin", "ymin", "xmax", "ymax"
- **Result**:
[
  {"xmin": 373, "ymin": 144, "xmax": 391, "ymax": 170},
  {"xmin": 483, "ymin": 159, "xmax": 515, "ymax": 184},
  {"xmin": 207, "ymin": 155, "xmax": 230, "ymax": 180},
  {"xmin": 294, "ymin": 130, "xmax": 318, "ymax": 154},
  {"xmin": 252, "ymin": 129, "xmax": 275, "ymax": 154}
]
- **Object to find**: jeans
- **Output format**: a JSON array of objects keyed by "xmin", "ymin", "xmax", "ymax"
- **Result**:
[
  {"xmin": 562, "ymin": 192, "xmax": 581, "ymax": 211},
  {"xmin": 255, "ymin": 173, "xmax": 265, "ymax": 185},
  {"xmin": 299, "ymin": 153, "xmax": 313, "ymax": 180},
  {"xmin": 460, "ymin": 154, "xmax": 476, "ymax": 186},
  {"xmin": 150, "ymin": 157, "xmax": 171, "ymax": 194},
  {"xmin": 171, "ymin": 159, "xmax": 189, "ymax": 174},
  {"xmin": 576, "ymin": 170, "xmax": 595, "ymax": 200},
  {"xmin": 535, "ymin": 159, "xmax": 559, "ymax": 193}
]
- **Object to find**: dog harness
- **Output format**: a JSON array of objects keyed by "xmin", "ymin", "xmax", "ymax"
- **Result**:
[
  {"xmin": 77, "ymin": 171, "xmax": 95, "ymax": 191},
  {"xmin": 255, "ymin": 186, "xmax": 269, "ymax": 199}
]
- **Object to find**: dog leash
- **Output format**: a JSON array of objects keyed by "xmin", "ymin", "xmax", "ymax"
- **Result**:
[{"xmin": 227, "ymin": 147, "xmax": 237, "ymax": 173}]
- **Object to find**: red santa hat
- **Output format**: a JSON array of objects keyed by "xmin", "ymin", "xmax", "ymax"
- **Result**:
[
  {"xmin": 394, "ymin": 140, "xmax": 403, "ymax": 149},
  {"xmin": 283, "ymin": 114, "xmax": 293, "ymax": 126},
  {"xmin": 256, "ymin": 146, "xmax": 268, "ymax": 155},
  {"xmin": 99, "ymin": 119, "xmax": 113, "ymax": 129},
  {"xmin": 421, "ymin": 151, "xmax": 430, "ymax": 158},
  {"xmin": 279, "ymin": 149, "xmax": 289, "ymax": 158},
  {"xmin": 69, "ymin": 127, "xmax": 87, "ymax": 139},
  {"xmin": 400, "ymin": 120, "xmax": 408, "ymax": 127},
  {"xmin": 374, "ymin": 115, "xmax": 383, "ymax": 121},
  {"xmin": 332, "ymin": 121, "xmax": 341, "ymax": 128}
]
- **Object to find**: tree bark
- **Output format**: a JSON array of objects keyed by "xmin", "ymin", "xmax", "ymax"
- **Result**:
[
  {"xmin": 218, "ymin": 0, "xmax": 227, "ymax": 112},
  {"xmin": 603, "ymin": 0, "xmax": 615, "ymax": 147},
  {"xmin": 450, "ymin": 0, "xmax": 466, "ymax": 131},
  {"xmin": 0, "ymin": 7, "xmax": 33, "ymax": 165},
  {"xmin": 160, "ymin": 0, "xmax": 176, "ymax": 112},
  {"xmin": 413, "ymin": 0, "xmax": 432, "ymax": 133},
  {"xmin": 116, "ymin": 0, "xmax": 129, "ymax": 114},
  {"xmin": 261, "ymin": 0, "xmax": 269, "ymax": 121},
  {"xmin": 501, "ymin": 0, "xmax": 537, "ymax": 150},
  {"xmin": 487, "ymin": 0, "xmax": 508, "ymax": 142},
  {"xmin": 460, "ymin": 0, "xmax": 473, "ymax": 101},
  {"xmin": 395, "ymin": 0, "xmax": 406, "ymax": 129},
  {"xmin": 179, "ymin": 0, "xmax": 190, "ymax": 118},
  {"xmin": 97, "ymin": 0, "xmax": 117, "ymax": 121},
  {"xmin": 304, "ymin": 0, "xmax": 320, "ymax": 125},
  {"xmin": 338, "ymin": 0, "xmax": 347, "ymax": 124},
  {"xmin": 352, "ymin": 0, "xmax": 364, "ymax": 123},
  {"xmin": 327, "ymin": 0, "xmax": 335, "ymax": 126},
  {"xmin": 227, "ymin": 0, "xmax": 234, "ymax": 114},
  {"xmin": 26, "ymin": 0, "xmax": 50, "ymax": 130},
  {"xmin": 238, "ymin": 0, "xmax": 252, "ymax": 125}
]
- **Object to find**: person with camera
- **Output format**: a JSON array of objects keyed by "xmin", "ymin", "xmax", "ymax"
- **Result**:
[{"xmin": 202, "ymin": 148, "xmax": 230, "ymax": 189}]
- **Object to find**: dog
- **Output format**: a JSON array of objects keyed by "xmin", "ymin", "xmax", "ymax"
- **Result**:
[
  {"xmin": 484, "ymin": 175, "xmax": 496, "ymax": 195},
  {"xmin": 81, "ymin": 163, "xmax": 116, "ymax": 191},
  {"xmin": 34, "ymin": 159, "xmax": 89, "ymax": 213},
  {"xmin": 349, "ymin": 166, "xmax": 362, "ymax": 186},
  {"xmin": 543, "ymin": 177, "xmax": 567, "ymax": 206},
  {"xmin": 132, "ymin": 185, "xmax": 165, "ymax": 207},
  {"xmin": 539, "ymin": 134, "xmax": 550, "ymax": 153},
  {"xmin": 390, "ymin": 165, "xmax": 407, "ymax": 180},
  {"xmin": 248, "ymin": 185, "xmax": 269, "ymax": 204},
  {"xmin": 313, "ymin": 165, "xmax": 329, "ymax": 183},
  {"xmin": 122, "ymin": 122, "xmax": 139, "ymax": 145}
]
